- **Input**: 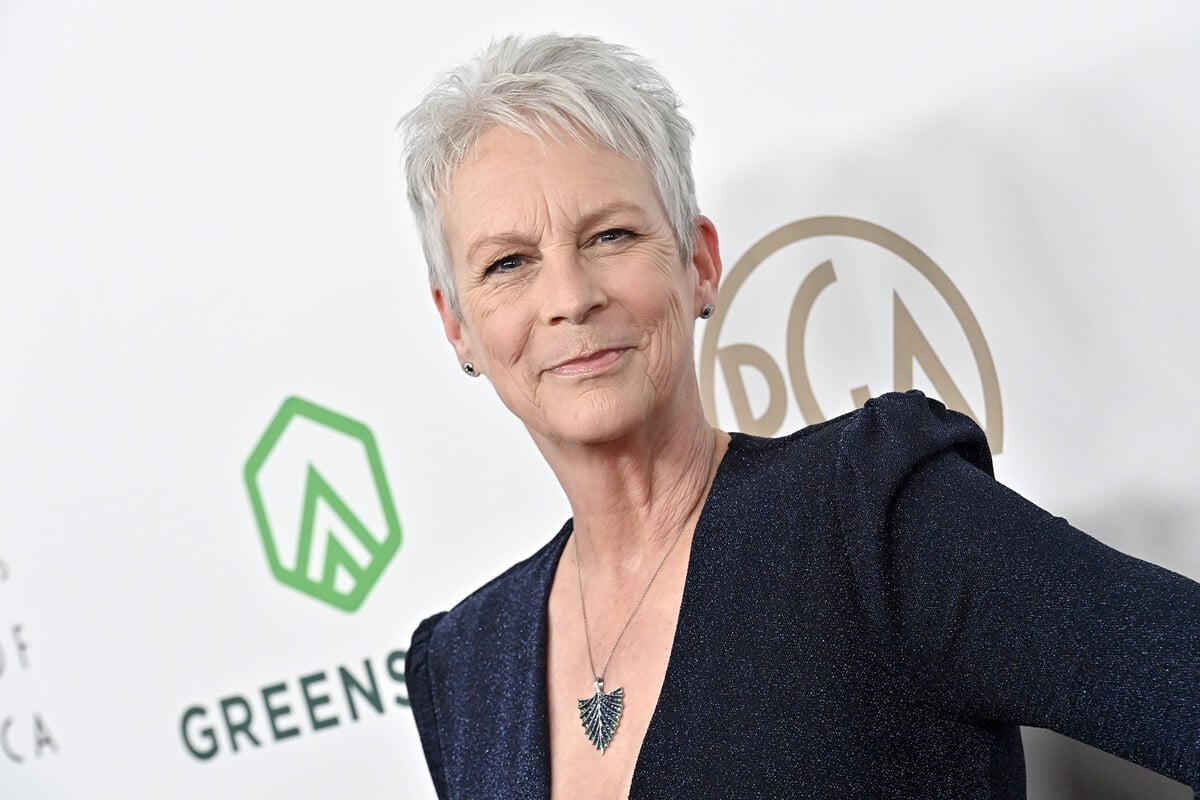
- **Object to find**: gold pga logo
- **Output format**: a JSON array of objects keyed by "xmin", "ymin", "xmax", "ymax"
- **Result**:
[{"xmin": 699, "ymin": 216, "xmax": 1003, "ymax": 453}]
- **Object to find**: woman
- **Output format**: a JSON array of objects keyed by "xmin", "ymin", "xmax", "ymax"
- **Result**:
[{"xmin": 399, "ymin": 34, "xmax": 1200, "ymax": 799}]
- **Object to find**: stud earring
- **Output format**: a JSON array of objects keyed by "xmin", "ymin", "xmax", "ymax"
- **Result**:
[
  {"xmin": 700, "ymin": 303, "xmax": 715, "ymax": 319},
  {"xmin": 462, "ymin": 361, "xmax": 478, "ymax": 377}
]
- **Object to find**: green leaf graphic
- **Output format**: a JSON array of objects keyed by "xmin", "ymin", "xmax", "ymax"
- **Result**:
[{"xmin": 244, "ymin": 397, "xmax": 402, "ymax": 612}]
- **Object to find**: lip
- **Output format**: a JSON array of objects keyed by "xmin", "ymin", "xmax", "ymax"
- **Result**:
[{"xmin": 547, "ymin": 348, "xmax": 627, "ymax": 377}]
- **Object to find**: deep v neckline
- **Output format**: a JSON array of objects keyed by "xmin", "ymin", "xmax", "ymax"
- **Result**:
[{"xmin": 534, "ymin": 435, "xmax": 744, "ymax": 799}]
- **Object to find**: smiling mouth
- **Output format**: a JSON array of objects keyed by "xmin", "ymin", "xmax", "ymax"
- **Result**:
[{"xmin": 548, "ymin": 348, "xmax": 627, "ymax": 377}]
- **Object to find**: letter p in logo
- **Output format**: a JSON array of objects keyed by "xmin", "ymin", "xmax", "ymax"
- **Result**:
[{"xmin": 700, "ymin": 217, "xmax": 1003, "ymax": 453}]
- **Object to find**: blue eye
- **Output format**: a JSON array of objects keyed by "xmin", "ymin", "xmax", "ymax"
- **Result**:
[
  {"xmin": 486, "ymin": 254, "xmax": 524, "ymax": 275},
  {"xmin": 596, "ymin": 228, "xmax": 632, "ymax": 244}
]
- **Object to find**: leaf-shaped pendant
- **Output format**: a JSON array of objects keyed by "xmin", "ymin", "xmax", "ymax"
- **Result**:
[{"xmin": 577, "ymin": 679, "xmax": 623, "ymax": 753}]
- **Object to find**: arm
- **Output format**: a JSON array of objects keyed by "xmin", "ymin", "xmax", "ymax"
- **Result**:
[
  {"xmin": 887, "ymin": 450, "xmax": 1200, "ymax": 787},
  {"xmin": 406, "ymin": 612, "xmax": 450, "ymax": 800}
]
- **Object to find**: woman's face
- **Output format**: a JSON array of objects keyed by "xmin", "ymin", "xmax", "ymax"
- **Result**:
[{"xmin": 435, "ymin": 125, "xmax": 720, "ymax": 448}]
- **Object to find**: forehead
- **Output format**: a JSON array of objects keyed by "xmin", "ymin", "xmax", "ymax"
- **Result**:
[{"xmin": 439, "ymin": 125, "xmax": 661, "ymax": 250}]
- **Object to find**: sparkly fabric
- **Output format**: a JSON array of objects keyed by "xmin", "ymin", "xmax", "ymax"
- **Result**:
[{"xmin": 405, "ymin": 391, "xmax": 1200, "ymax": 799}]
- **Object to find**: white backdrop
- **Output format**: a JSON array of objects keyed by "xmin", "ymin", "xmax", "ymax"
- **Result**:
[{"xmin": 2, "ymin": 2, "xmax": 1198, "ymax": 798}]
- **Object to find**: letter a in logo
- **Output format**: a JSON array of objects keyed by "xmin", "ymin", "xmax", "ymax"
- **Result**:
[{"xmin": 244, "ymin": 397, "xmax": 402, "ymax": 612}]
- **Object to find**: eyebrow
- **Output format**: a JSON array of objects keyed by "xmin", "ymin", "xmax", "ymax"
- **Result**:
[
  {"xmin": 464, "ymin": 233, "xmax": 535, "ymax": 266},
  {"xmin": 463, "ymin": 200, "xmax": 652, "ymax": 265}
]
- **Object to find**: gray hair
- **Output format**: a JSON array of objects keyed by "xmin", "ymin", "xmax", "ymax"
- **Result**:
[{"xmin": 398, "ymin": 33, "xmax": 699, "ymax": 314}]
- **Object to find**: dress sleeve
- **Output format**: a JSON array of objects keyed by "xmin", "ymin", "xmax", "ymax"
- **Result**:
[
  {"xmin": 837, "ymin": 391, "xmax": 1200, "ymax": 788},
  {"xmin": 406, "ymin": 612, "xmax": 450, "ymax": 800}
]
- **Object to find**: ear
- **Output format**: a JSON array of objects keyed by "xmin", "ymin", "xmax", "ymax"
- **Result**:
[
  {"xmin": 432, "ymin": 286, "xmax": 476, "ymax": 371},
  {"xmin": 690, "ymin": 215, "xmax": 723, "ymax": 312}
]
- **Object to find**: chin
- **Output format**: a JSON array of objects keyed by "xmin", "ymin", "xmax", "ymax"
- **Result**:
[{"xmin": 538, "ymin": 389, "xmax": 655, "ymax": 447}]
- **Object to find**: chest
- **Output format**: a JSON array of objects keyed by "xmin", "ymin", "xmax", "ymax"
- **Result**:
[
  {"xmin": 434, "ymin": 519, "xmax": 970, "ymax": 799},
  {"xmin": 544, "ymin": 547, "xmax": 689, "ymax": 800}
]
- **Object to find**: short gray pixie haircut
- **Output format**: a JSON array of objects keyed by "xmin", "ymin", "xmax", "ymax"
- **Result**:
[{"xmin": 399, "ymin": 33, "xmax": 699, "ymax": 314}]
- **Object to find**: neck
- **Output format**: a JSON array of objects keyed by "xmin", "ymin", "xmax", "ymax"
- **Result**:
[{"xmin": 530, "ymin": 395, "xmax": 728, "ymax": 574}]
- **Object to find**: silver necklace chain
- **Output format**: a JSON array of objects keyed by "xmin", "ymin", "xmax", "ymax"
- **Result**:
[
  {"xmin": 573, "ymin": 514, "xmax": 692, "ymax": 684},
  {"xmin": 571, "ymin": 438, "xmax": 721, "ymax": 753}
]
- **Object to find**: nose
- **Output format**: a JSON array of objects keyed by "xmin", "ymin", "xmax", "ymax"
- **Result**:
[{"xmin": 539, "ymin": 250, "xmax": 606, "ymax": 325}]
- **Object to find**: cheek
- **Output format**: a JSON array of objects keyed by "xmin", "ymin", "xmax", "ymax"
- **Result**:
[
  {"xmin": 620, "ymin": 268, "xmax": 689, "ymax": 330},
  {"xmin": 471, "ymin": 301, "xmax": 533, "ymax": 371},
  {"xmin": 617, "ymin": 275, "xmax": 692, "ymax": 373}
]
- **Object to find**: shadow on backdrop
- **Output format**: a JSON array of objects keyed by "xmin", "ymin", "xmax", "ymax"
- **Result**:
[{"xmin": 1023, "ymin": 727, "xmax": 1191, "ymax": 800}]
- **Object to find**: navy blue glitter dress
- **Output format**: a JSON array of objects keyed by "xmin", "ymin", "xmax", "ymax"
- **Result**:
[{"xmin": 405, "ymin": 391, "xmax": 1200, "ymax": 799}]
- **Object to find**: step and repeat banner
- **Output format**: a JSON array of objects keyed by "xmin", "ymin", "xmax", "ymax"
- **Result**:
[{"xmin": 2, "ymin": 2, "xmax": 1198, "ymax": 798}]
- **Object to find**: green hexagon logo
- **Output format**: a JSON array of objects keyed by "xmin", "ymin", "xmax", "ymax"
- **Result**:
[{"xmin": 244, "ymin": 397, "xmax": 402, "ymax": 612}]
